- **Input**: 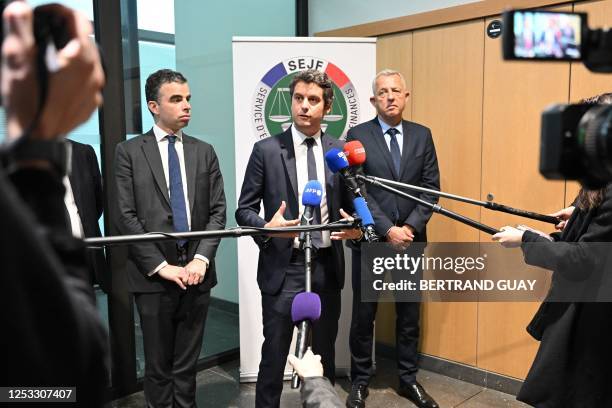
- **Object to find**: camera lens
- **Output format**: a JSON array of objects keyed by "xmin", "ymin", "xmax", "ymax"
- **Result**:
[{"xmin": 578, "ymin": 105, "xmax": 612, "ymax": 186}]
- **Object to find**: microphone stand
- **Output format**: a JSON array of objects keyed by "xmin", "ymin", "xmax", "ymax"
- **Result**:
[
  {"xmin": 357, "ymin": 175, "xmax": 500, "ymax": 235},
  {"xmin": 358, "ymin": 175, "xmax": 560, "ymax": 225},
  {"xmin": 292, "ymin": 219, "xmax": 313, "ymax": 389},
  {"xmin": 88, "ymin": 219, "xmax": 359, "ymax": 389},
  {"xmin": 83, "ymin": 219, "xmax": 360, "ymax": 247}
]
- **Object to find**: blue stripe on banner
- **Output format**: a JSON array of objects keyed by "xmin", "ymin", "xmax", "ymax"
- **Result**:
[{"xmin": 261, "ymin": 62, "xmax": 287, "ymax": 88}]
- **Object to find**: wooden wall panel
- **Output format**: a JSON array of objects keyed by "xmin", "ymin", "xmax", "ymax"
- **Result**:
[
  {"xmin": 316, "ymin": 0, "xmax": 577, "ymax": 38},
  {"xmin": 376, "ymin": 33, "xmax": 413, "ymax": 122},
  {"xmin": 375, "ymin": 33, "xmax": 413, "ymax": 346},
  {"xmin": 570, "ymin": 0, "xmax": 612, "ymax": 102},
  {"xmin": 365, "ymin": 0, "xmax": 608, "ymax": 379},
  {"xmin": 478, "ymin": 8, "xmax": 571, "ymax": 379},
  {"xmin": 411, "ymin": 20, "xmax": 485, "ymax": 365}
]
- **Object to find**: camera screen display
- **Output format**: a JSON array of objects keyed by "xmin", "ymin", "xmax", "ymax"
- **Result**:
[{"xmin": 512, "ymin": 11, "xmax": 583, "ymax": 60}]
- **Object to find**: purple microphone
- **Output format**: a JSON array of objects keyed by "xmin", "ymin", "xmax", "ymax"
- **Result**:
[
  {"xmin": 291, "ymin": 292, "xmax": 321, "ymax": 323},
  {"xmin": 290, "ymin": 292, "xmax": 321, "ymax": 389}
]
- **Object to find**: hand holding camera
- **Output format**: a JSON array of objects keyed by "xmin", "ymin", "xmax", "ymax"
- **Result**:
[{"xmin": 2, "ymin": 1, "xmax": 104, "ymax": 141}]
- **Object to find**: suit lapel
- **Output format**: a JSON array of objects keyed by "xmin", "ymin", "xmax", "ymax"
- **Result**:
[
  {"xmin": 279, "ymin": 128, "xmax": 299, "ymax": 211},
  {"xmin": 400, "ymin": 120, "xmax": 417, "ymax": 179},
  {"xmin": 321, "ymin": 133, "xmax": 335, "ymax": 215},
  {"xmin": 369, "ymin": 118, "xmax": 399, "ymax": 179},
  {"xmin": 141, "ymin": 131, "xmax": 171, "ymax": 206},
  {"xmin": 183, "ymin": 133, "xmax": 197, "ymax": 214}
]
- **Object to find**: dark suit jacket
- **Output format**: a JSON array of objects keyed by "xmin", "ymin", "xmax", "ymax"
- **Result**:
[
  {"xmin": 347, "ymin": 118, "xmax": 440, "ymax": 242},
  {"xmin": 235, "ymin": 128, "xmax": 350, "ymax": 295},
  {"xmin": 68, "ymin": 140, "xmax": 107, "ymax": 291},
  {"xmin": 115, "ymin": 130, "xmax": 226, "ymax": 293}
]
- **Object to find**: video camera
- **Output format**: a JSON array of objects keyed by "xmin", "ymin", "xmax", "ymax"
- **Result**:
[{"xmin": 502, "ymin": 9, "xmax": 612, "ymax": 188}]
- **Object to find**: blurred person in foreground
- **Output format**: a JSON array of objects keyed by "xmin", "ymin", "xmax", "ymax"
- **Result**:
[
  {"xmin": 492, "ymin": 92, "xmax": 612, "ymax": 408},
  {"xmin": 0, "ymin": 1, "xmax": 108, "ymax": 406}
]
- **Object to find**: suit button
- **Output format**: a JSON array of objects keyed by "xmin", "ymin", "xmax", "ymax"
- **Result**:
[{"xmin": 168, "ymin": 215, "xmax": 173, "ymax": 220}]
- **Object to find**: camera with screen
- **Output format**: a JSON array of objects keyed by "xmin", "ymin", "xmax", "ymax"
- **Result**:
[{"xmin": 502, "ymin": 9, "xmax": 612, "ymax": 188}]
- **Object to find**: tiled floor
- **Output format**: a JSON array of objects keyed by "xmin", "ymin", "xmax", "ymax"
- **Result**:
[{"xmin": 113, "ymin": 356, "xmax": 529, "ymax": 408}]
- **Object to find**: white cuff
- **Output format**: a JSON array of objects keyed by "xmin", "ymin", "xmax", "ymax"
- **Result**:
[
  {"xmin": 194, "ymin": 254, "xmax": 209, "ymax": 266},
  {"xmin": 148, "ymin": 260, "xmax": 168, "ymax": 276}
]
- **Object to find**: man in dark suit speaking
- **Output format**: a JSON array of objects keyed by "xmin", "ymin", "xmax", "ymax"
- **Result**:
[
  {"xmin": 346, "ymin": 69, "xmax": 440, "ymax": 408},
  {"xmin": 115, "ymin": 69, "xmax": 226, "ymax": 407},
  {"xmin": 236, "ymin": 69, "xmax": 360, "ymax": 408}
]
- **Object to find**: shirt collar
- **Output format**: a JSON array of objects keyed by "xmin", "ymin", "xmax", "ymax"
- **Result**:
[
  {"xmin": 291, "ymin": 124, "xmax": 321, "ymax": 148},
  {"xmin": 377, "ymin": 116, "xmax": 403, "ymax": 136},
  {"xmin": 153, "ymin": 124, "xmax": 184, "ymax": 142}
]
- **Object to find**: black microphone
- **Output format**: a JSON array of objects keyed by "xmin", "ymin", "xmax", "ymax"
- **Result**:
[
  {"xmin": 324, "ymin": 148, "xmax": 362, "ymax": 194},
  {"xmin": 325, "ymin": 149, "xmax": 379, "ymax": 242}
]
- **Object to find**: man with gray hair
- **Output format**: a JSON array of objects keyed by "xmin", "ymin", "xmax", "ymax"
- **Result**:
[{"xmin": 346, "ymin": 69, "xmax": 440, "ymax": 408}]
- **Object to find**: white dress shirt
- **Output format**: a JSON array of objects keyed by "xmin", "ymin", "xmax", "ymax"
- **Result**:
[
  {"xmin": 150, "ymin": 124, "xmax": 208, "ymax": 276},
  {"xmin": 63, "ymin": 176, "xmax": 84, "ymax": 238},
  {"xmin": 291, "ymin": 125, "xmax": 331, "ymax": 248},
  {"xmin": 378, "ymin": 116, "xmax": 404, "ymax": 155}
]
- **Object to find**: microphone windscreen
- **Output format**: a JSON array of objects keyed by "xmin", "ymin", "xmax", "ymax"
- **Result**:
[
  {"xmin": 291, "ymin": 292, "xmax": 321, "ymax": 323},
  {"xmin": 344, "ymin": 141, "xmax": 366, "ymax": 166},
  {"xmin": 324, "ymin": 148, "xmax": 349, "ymax": 174},
  {"xmin": 302, "ymin": 180, "xmax": 323, "ymax": 207},
  {"xmin": 353, "ymin": 197, "xmax": 374, "ymax": 226}
]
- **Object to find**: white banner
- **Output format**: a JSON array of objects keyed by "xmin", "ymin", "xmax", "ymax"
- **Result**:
[{"xmin": 232, "ymin": 36, "xmax": 376, "ymax": 382}]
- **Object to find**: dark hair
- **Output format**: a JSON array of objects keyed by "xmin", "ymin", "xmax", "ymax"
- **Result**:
[
  {"xmin": 574, "ymin": 92, "xmax": 612, "ymax": 210},
  {"xmin": 145, "ymin": 69, "xmax": 187, "ymax": 116},
  {"xmin": 289, "ymin": 69, "xmax": 334, "ymax": 109}
]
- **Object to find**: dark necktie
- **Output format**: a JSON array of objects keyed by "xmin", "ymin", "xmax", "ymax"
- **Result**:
[
  {"xmin": 167, "ymin": 135, "xmax": 189, "ymax": 246},
  {"xmin": 387, "ymin": 127, "xmax": 402, "ymax": 177},
  {"xmin": 304, "ymin": 137, "xmax": 322, "ymax": 247}
]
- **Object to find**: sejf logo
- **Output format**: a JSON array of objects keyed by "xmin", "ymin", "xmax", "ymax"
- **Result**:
[{"xmin": 251, "ymin": 57, "xmax": 361, "ymax": 141}]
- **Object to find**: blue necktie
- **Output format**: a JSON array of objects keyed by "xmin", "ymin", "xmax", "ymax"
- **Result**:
[
  {"xmin": 387, "ymin": 128, "xmax": 402, "ymax": 177},
  {"xmin": 167, "ymin": 135, "xmax": 189, "ymax": 245}
]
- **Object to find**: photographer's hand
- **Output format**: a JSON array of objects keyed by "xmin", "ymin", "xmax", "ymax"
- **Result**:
[
  {"xmin": 549, "ymin": 206, "xmax": 575, "ymax": 230},
  {"xmin": 287, "ymin": 348, "xmax": 324, "ymax": 379},
  {"xmin": 2, "ymin": 2, "xmax": 104, "ymax": 141},
  {"xmin": 492, "ymin": 226, "xmax": 525, "ymax": 247}
]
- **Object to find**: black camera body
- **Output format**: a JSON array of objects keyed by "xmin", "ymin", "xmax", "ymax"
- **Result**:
[
  {"xmin": 539, "ymin": 104, "xmax": 591, "ymax": 181},
  {"xmin": 540, "ymin": 104, "xmax": 612, "ymax": 189},
  {"xmin": 503, "ymin": 9, "xmax": 612, "ymax": 188}
]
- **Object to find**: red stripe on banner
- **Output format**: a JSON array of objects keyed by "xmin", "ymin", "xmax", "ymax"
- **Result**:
[{"xmin": 325, "ymin": 63, "xmax": 349, "ymax": 88}]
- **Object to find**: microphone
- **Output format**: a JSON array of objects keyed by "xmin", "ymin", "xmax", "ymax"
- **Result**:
[
  {"xmin": 325, "ymin": 148, "xmax": 379, "ymax": 242},
  {"xmin": 343, "ymin": 140, "xmax": 367, "ymax": 167},
  {"xmin": 290, "ymin": 292, "xmax": 321, "ymax": 388},
  {"xmin": 324, "ymin": 149, "xmax": 360, "ymax": 193},
  {"xmin": 343, "ymin": 140, "xmax": 369, "ymax": 196},
  {"xmin": 299, "ymin": 180, "xmax": 323, "ymax": 244}
]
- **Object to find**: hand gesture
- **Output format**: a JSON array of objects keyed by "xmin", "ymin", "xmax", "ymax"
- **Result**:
[{"xmin": 264, "ymin": 201, "xmax": 300, "ymax": 238}]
